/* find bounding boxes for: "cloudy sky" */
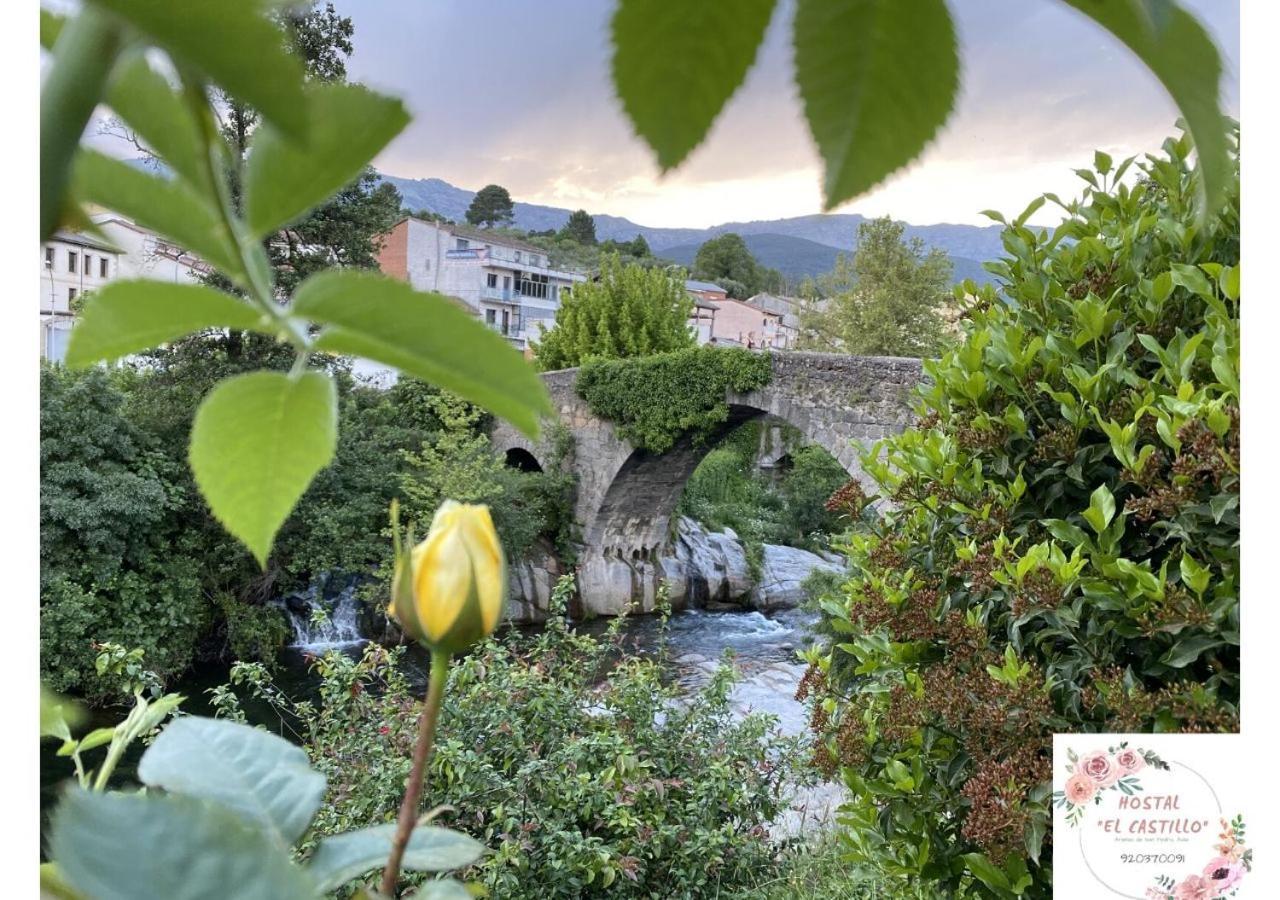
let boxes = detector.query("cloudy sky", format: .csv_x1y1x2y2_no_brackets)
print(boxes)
331,1,1239,228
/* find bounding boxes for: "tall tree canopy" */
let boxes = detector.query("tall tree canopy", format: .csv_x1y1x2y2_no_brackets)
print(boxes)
532,254,695,369
466,184,515,228
559,209,598,245
797,216,952,358
692,233,783,299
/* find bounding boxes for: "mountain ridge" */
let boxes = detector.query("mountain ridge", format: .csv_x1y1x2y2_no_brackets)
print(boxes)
378,173,1008,274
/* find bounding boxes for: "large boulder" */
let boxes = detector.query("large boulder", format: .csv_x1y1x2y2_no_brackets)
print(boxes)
750,544,844,611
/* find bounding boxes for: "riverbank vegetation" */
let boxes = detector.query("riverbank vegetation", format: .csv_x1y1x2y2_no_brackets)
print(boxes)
40,362,572,703
801,130,1240,897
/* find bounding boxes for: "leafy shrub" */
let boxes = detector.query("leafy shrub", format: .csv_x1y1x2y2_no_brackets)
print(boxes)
577,346,772,453
803,130,1239,897
40,366,209,701
214,579,798,898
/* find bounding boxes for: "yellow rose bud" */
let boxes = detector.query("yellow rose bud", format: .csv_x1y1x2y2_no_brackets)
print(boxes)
388,500,506,654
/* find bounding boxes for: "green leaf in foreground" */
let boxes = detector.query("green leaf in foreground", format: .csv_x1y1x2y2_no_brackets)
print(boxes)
90,0,309,141
307,825,484,893
793,0,959,209
50,789,317,900
292,271,552,437
105,53,218,198
138,717,326,847
1060,0,1228,218
73,150,245,284
611,0,777,171
245,83,409,238
189,370,338,566
66,281,268,367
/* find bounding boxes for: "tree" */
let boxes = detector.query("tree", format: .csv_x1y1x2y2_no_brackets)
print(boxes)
628,234,651,257
559,209,597,245
690,233,782,299
797,217,951,358
466,184,515,228
531,253,695,369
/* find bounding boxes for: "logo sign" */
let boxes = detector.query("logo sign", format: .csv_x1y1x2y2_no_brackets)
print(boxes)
1052,734,1251,898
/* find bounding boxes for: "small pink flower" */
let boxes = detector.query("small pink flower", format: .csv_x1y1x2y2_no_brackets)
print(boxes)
1174,874,1214,900
1077,750,1122,787
1202,856,1245,894
1115,747,1146,775
1065,772,1096,805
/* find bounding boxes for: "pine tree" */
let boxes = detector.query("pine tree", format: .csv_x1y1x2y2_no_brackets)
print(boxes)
465,184,515,228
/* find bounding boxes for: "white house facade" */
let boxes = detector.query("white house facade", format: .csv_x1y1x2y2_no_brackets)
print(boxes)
39,214,210,364
377,216,586,351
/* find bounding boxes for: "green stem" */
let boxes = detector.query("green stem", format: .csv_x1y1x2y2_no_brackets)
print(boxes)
41,7,123,241
379,648,451,897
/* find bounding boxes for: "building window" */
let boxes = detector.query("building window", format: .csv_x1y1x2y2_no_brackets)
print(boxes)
44,247,54,267
67,250,78,273
455,238,469,251
485,309,496,325
100,257,109,278
530,254,539,266
486,273,498,288
68,288,78,302
84,254,93,275
514,251,522,262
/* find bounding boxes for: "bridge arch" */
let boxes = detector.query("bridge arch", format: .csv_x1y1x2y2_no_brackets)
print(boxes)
490,351,922,614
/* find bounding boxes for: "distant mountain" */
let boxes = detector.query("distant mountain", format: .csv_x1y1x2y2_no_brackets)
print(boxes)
377,172,1005,283
658,232,993,287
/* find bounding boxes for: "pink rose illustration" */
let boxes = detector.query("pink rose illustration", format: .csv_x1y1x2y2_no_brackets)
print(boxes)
1076,750,1122,787
1114,747,1146,775
1202,857,1245,895
1173,874,1214,900
1065,772,1096,805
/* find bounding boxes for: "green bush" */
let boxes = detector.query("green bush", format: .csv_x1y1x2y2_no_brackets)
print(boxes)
214,579,797,898
577,346,772,453
803,130,1239,897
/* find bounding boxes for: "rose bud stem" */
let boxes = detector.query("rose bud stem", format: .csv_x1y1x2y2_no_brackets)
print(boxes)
379,646,451,896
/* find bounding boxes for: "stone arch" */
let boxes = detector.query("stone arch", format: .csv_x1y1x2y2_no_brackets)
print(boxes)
584,400,862,563
504,446,543,473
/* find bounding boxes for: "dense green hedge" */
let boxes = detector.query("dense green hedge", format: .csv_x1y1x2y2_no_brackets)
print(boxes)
576,346,772,452
40,354,572,702
803,130,1239,897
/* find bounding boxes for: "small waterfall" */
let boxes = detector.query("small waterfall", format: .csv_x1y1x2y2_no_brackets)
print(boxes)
278,580,366,650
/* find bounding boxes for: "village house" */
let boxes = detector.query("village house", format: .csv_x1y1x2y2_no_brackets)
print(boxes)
39,213,211,363
376,216,587,352
683,281,802,350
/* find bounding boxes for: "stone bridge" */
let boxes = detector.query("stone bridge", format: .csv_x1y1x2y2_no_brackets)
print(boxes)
491,351,922,614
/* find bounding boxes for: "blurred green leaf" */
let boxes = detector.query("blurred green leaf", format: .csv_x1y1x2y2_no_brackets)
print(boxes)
72,151,245,284
41,685,85,742
66,281,267,367
51,789,317,900
139,717,327,847
104,53,218,197
40,9,66,48
292,271,552,438
307,825,484,892
1060,0,1228,218
245,83,409,237
611,0,776,171
1082,484,1117,534
91,0,309,141
963,852,1011,892
416,880,475,900
1160,634,1222,668
189,371,338,566
794,0,959,209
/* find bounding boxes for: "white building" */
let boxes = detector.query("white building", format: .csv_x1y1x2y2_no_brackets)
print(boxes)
376,216,586,352
39,213,209,363
39,231,121,363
